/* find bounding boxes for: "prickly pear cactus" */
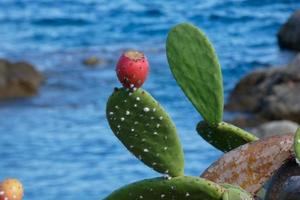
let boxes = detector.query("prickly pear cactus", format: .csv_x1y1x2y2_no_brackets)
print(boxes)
104,176,225,200
166,23,223,125
294,128,300,162
106,87,184,177
221,184,254,200
197,121,258,152
104,22,292,200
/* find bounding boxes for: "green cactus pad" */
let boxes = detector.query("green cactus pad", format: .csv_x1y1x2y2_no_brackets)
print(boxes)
222,184,254,200
166,23,224,125
197,121,258,152
294,128,300,162
105,176,225,200
106,88,184,177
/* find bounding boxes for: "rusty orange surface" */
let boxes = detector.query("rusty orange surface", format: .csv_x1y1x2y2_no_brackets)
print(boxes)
201,134,294,195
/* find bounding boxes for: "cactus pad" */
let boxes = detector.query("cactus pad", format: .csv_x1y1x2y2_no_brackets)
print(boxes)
222,184,254,200
294,128,300,163
197,121,258,152
106,88,184,177
105,176,225,200
166,23,224,125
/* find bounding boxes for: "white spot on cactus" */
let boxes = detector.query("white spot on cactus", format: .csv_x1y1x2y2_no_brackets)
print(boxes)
129,92,132,96
166,175,171,180
161,194,165,198
143,107,150,112
156,124,160,128
123,100,127,103
131,129,135,132
186,192,190,197
134,104,137,107
146,123,149,127
164,147,168,150
136,97,140,101
298,139,300,143
117,125,121,128
109,112,114,115
130,145,134,148
141,138,146,142
150,116,154,120
159,116,163,120
134,121,138,125
152,162,157,166
156,153,160,157
143,149,149,152
153,108,156,112
115,105,119,109
126,110,130,115
121,117,125,121
133,87,137,91
153,132,158,135
139,195,143,199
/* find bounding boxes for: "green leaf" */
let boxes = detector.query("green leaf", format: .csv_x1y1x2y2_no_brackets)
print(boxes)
106,88,184,177
166,23,224,124
294,127,300,162
197,121,258,152
105,176,225,200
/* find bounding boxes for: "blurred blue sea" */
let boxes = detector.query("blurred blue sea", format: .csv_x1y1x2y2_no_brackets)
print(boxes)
0,0,299,199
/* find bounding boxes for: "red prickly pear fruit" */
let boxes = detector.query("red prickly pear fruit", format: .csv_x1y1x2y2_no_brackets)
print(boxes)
116,50,149,89
0,178,24,200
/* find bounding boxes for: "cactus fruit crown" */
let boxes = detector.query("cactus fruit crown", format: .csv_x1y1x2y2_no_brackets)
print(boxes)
124,50,144,61
105,22,299,200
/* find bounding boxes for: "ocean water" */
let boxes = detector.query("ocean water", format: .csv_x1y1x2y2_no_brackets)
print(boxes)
0,0,299,199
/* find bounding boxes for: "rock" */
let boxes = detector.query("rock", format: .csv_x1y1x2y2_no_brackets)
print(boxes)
83,56,102,67
226,54,300,123
278,176,300,200
0,59,44,99
278,10,300,51
265,159,300,200
250,120,299,138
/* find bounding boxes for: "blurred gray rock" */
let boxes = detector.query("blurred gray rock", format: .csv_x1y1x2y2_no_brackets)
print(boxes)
226,54,300,123
265,160,300,200
83,56,103,67
278,176,300,200
0,59,44,99
251,120,298,138
278,10,300,51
